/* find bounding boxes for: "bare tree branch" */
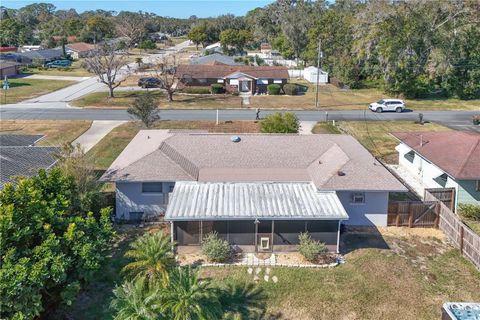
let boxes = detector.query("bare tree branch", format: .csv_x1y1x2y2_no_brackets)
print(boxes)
151,54,180,102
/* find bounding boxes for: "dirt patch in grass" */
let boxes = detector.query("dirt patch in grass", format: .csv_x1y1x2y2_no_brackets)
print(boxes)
313,121,450,163
88,120,261,170
0,78,75,104
0,120,92,145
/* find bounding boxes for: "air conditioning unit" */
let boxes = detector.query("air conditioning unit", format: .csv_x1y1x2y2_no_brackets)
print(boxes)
260,237,270,250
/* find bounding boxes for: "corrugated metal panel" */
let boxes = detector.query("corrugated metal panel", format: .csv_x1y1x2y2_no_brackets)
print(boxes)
165,182,349,221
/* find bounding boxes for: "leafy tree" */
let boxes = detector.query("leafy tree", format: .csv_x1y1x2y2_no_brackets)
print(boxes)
188,23,208,49
0,18,22,46
298,232,327,262
82,15,114,43
161,266,223,320
138,39,157,50
260,112,300,133
127,92,160,128
0,168,114,319
122,232,175,287
272,34,294,60
219,29,252,54
115,11,148,46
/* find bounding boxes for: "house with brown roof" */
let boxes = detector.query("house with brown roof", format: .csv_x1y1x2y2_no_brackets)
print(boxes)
392,131,480,209
176,64,289,94
102,131,405,253
0,60,20,78
65,42,96,59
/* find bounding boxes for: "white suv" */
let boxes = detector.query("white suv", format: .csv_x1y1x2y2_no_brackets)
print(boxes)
369,99,406,113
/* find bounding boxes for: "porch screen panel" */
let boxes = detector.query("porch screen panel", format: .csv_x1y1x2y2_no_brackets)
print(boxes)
175,221,200,245
201,221,228,241
307,220,338,246
228,220,255,245
273,220,306,245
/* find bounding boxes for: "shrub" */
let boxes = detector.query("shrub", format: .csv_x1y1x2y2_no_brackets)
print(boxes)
283,83,298,95
260,112,299,133
267,84,281,95
459,204,480,221
138,40,157,50
298,232,328,262
182,87,211,94
202,232,230,263
210,83,225,94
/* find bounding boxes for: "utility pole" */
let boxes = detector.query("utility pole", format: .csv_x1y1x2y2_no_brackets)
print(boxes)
314,38,322,109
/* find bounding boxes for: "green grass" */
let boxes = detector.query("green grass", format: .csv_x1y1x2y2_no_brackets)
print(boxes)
71,83,480,110
21,60,92,77
63,227,480,320
0,78,75,104
313,121,450,163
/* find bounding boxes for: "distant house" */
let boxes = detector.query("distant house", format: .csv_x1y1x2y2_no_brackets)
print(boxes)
0,60,20,78
15,48,64,65
101,131,405,253
0,134,60,188
66,42,96,59
260,43,272,54
303,66,329,84
204,42,222,54
190,53,242,66
176,64,289,94
19,45,43,52
392,131,480,209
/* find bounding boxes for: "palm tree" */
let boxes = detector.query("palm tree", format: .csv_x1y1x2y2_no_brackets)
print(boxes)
160,266,222,320
122,231,175,286
111,276,163,320
219,282,266,320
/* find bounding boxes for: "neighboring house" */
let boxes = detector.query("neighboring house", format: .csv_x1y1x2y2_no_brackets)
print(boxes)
0,60,20,78
66,42,96,59
303,66,329,84
203,42,222,54
190,53,242,66
392,131,480,208
19,45,43,52
176,64,289,94
15,48,64,65
260,43,272,55
0,134,60,188
102,131,406,253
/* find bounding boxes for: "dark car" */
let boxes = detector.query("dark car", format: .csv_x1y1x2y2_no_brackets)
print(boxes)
138,77,162,88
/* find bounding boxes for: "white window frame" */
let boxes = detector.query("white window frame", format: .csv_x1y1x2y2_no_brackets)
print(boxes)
351,192,365,205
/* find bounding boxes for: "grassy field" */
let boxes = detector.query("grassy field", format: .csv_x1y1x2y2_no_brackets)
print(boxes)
88,120,261,170
63,226,480,320
0,78,75,104
0,120,92,145
21,60,93,77
312,121,450,163
71,82,480,110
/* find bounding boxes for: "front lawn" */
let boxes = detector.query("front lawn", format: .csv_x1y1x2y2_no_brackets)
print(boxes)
71,83,480,110
21,60,93,77
88,120,261,170
0,120,92,145
312,121,450,163
0,78,75,104
63,227,480,320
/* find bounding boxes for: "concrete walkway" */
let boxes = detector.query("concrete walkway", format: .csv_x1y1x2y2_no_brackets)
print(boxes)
299,121,317,134
73,120,126,152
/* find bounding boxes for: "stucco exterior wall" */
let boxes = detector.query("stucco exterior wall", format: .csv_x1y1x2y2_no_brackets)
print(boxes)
115,181,175,220
457,180,480,205
336,191,389,226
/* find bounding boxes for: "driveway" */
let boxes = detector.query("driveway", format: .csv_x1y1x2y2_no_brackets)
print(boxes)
73,120,126,152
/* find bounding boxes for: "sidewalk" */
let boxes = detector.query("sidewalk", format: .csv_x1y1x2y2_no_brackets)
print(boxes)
73,120,126,152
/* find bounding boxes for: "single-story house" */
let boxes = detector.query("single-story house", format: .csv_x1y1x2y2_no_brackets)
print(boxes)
102,131,406,253
190,53,242,66
176,64,289,94
0,134,60,188
303,66,329,84
0,60,20,78
392,131,480,209
15,48,64,65
65,42,96,59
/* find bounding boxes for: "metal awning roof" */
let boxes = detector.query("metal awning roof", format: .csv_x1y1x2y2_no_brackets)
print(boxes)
165,182,349,221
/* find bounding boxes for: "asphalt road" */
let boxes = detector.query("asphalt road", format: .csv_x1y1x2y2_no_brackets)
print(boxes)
1,108,478,132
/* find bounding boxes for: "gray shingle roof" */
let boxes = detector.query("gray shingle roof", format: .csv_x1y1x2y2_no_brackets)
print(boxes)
190,53,242,66
102,130,406,192
0,146,60,188
0,134,44,147
18,48,63,60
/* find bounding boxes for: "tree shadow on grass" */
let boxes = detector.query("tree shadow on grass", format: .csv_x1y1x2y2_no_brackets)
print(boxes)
9,82,32,88
340,226,390,255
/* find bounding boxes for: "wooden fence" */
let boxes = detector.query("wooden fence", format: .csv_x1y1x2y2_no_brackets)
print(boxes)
425,187,455,211
387,201,440,228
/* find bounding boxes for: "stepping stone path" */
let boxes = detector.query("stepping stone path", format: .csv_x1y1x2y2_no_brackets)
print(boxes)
247,268,253,274
256,267,262,274
272,276,278,283
264,275,269,282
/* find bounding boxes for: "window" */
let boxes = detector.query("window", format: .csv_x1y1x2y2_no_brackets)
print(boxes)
197,78,207,84
351,192,365,204
142,182,162,193
404,150,415,163
476,180,480,192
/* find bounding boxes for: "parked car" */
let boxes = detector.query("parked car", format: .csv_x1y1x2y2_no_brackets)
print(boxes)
45,60,72,68
369,99,406,113
138,77,162,88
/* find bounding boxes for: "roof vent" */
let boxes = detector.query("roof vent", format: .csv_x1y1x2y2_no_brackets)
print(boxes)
337,170,346,176
230,136,241,143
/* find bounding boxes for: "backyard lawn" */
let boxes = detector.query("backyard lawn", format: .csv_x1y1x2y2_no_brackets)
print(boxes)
0,120,92,145
312,121,450,163
0,78,75,104
71,81,480,111
88,120,261,170
63,226,480,320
